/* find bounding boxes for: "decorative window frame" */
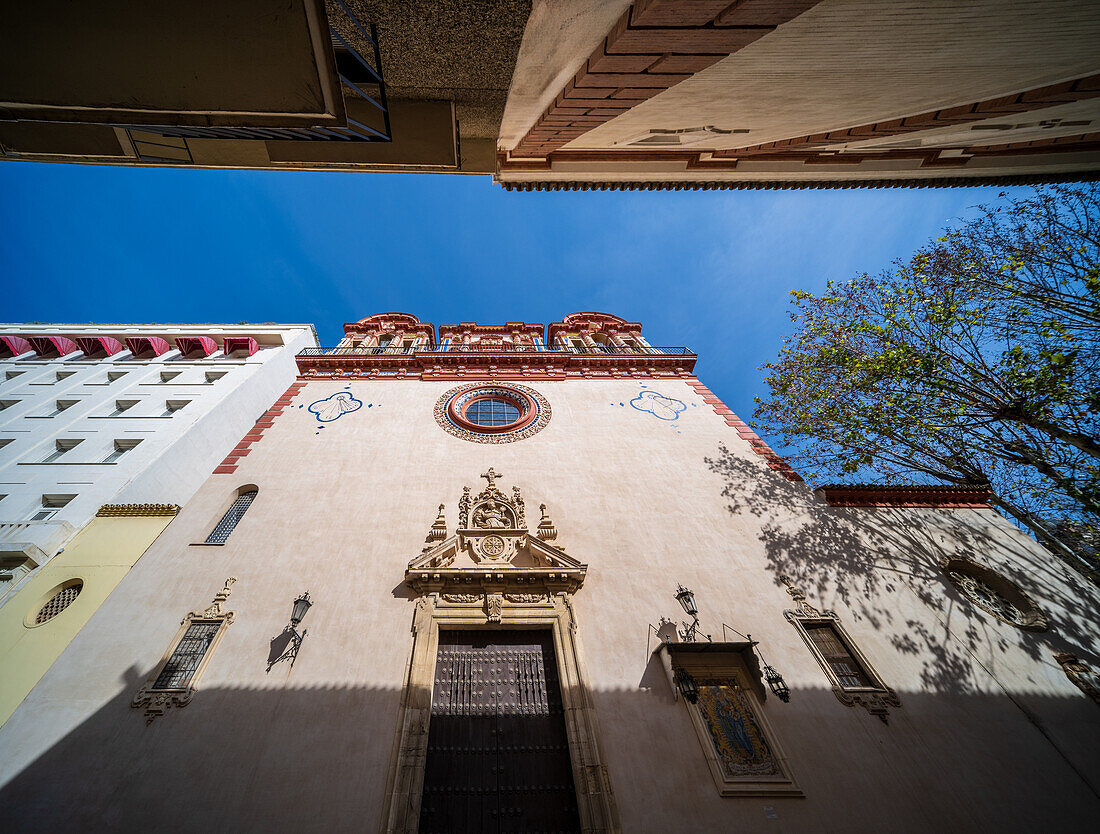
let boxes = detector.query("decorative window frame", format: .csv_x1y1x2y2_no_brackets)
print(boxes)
782,580,901,722
23,577,85,628
940,556,1048,631
131,577,236,724
434,382,551,444
1054,652,1100,705
656,642,801,796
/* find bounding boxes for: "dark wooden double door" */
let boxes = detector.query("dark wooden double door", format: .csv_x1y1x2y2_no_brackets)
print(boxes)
419,630,581,834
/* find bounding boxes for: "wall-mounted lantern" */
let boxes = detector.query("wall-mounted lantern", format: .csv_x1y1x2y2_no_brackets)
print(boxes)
674,668,699,703
762,661,791,703
290,590,313,627
675,585,711,643
267,591,313,672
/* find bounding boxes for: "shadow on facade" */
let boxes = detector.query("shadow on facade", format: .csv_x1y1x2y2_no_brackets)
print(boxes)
703,444,1100,693
1,669,1098,832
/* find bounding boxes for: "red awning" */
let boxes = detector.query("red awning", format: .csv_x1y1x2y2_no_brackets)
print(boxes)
223,336,259,356
0,335,33,358
176,335,218,358
125,336,171,358
76,336,125,358
28,336,79,358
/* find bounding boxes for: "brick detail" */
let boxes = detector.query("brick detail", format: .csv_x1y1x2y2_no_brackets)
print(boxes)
685,379,803,482
713,73,1100,159
498,132,1100,177
510,2,823,159
816,484,992,508
212,381,307,474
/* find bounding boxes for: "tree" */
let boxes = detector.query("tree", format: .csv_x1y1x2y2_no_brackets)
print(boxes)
754,184,1100,565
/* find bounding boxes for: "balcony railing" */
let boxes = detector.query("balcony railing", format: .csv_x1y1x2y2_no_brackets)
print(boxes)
298,345,695,357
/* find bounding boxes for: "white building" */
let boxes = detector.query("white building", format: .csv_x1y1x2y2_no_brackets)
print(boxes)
0,323,317,602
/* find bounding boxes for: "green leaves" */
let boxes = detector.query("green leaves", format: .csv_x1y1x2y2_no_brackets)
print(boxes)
755,184,1100,562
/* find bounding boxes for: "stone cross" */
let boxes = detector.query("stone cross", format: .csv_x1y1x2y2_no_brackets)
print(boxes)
481,467,502,489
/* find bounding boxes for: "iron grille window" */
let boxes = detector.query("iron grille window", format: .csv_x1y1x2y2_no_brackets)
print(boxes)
204,490,257,544
152,621,221,689
805,623,872,688
35,582,82,624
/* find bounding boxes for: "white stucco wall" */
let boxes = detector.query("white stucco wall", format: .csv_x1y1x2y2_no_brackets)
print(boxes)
0,324,316,603
0,375,1096,832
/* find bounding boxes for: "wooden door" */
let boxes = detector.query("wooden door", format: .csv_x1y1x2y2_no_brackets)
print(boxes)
419,630,581,834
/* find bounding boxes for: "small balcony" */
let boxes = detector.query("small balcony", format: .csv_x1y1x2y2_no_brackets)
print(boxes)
0,519,76,565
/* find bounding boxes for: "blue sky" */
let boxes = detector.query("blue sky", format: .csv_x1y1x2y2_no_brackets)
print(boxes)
0,161,1028,439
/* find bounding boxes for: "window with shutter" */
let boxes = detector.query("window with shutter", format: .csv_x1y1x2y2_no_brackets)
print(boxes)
804,623,872,688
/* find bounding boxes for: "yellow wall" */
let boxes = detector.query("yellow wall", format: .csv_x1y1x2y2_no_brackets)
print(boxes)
0,512,175,726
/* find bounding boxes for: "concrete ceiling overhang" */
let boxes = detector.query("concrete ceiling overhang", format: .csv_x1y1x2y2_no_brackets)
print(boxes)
0,0,344,128
335,0,532,144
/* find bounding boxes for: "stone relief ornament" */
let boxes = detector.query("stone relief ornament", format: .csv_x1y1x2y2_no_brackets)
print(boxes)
486,593,504,623
1055,652,1100,704
202,577,236,618
407,469,587,598
830,686,902,721
479,535,507,560
458,486,471,529
307,391,363,422
512,486,526,527
780,578,835,619
423,505,448,551
504,593,547,604
474,500,513,529
536,504,558,541
441,593,480,604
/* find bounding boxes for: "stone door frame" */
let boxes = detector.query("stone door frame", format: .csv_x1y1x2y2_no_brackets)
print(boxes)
380,591,620,834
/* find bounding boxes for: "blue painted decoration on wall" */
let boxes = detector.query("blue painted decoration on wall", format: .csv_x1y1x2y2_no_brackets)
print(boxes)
308,391,363,423
630,390,687,421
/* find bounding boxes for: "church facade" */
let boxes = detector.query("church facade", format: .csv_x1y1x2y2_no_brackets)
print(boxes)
0,312,1097,832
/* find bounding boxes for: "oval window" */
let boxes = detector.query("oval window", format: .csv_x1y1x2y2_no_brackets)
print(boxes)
435,384,551,443
34,580,83,624
942,558,1047,631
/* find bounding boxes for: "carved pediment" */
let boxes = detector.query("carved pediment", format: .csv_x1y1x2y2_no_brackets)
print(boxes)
407,468,585,594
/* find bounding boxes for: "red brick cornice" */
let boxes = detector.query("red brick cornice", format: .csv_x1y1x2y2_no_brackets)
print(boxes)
816,484,993,508
686,378,803,483
510,1,823,159
212,381,307,475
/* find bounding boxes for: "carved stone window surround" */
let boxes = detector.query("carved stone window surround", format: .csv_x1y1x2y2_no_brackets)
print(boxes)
940,556,1048,631
1054,652,1100,704
782,580,901,723
131,577,236,724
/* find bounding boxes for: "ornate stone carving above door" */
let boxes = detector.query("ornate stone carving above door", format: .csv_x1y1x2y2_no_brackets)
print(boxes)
407,467,583,592
384,470,619,834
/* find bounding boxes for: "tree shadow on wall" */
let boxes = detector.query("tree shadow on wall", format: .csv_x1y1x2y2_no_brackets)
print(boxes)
703,443,1100,695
